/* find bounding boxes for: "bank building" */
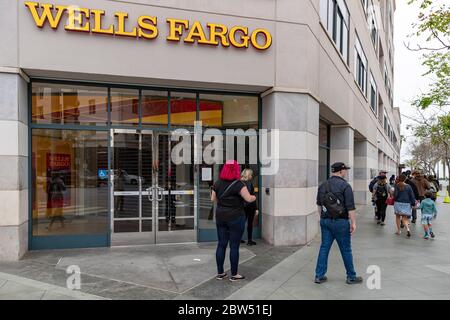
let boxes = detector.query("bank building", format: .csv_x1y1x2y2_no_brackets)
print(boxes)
0,0,401,260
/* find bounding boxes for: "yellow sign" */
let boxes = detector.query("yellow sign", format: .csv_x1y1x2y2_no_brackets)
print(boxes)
24,2,273,50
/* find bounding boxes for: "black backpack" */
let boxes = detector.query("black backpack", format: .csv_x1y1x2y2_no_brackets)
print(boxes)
322,181,346,219
376,184,388,199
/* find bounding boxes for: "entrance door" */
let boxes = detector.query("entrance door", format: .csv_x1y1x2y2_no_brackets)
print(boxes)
110,129,196,246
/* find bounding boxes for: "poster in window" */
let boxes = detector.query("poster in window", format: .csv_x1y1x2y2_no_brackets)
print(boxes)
46,153,71,209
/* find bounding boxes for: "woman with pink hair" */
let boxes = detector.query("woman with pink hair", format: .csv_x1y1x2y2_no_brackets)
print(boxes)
211,160,256,282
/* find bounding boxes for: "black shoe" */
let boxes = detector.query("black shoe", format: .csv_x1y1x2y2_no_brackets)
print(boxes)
216,273,228,280
230,275,245,282
400,222,404,229
165,216,170,223
430,232,435,238
346,276,363,284
240,240,246,244
171,217,176,224
247,240,257,246
407,230,411,238
377,220,381,225
412,219,416,224
314,276,328,284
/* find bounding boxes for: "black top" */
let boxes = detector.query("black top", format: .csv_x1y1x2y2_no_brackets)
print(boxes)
243,181,258,211
316,176,355,219
213,179,246,222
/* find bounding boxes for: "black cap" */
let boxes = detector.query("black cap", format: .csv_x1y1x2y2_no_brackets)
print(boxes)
331,162,351,173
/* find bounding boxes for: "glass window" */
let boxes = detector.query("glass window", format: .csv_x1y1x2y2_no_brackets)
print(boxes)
31,129,109,236
110,88,139,126
170,92,197,127
320,0,349,64
318,121,330,185
319,121,329,147
141,90,169,127
355,35,367,96
370,72,377,113
361,0,368,13
319,148,329,184
198,132,259,242
32,83,108,125
199,94,258,129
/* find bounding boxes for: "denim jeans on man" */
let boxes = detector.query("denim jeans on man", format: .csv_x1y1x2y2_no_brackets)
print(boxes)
315,218,357,280
216,215,246,276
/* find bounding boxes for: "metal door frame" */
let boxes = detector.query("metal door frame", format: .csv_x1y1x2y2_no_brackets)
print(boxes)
110,129,197,245
153,130,197,244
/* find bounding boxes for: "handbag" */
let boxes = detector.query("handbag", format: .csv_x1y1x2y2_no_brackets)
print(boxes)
385,197,394,206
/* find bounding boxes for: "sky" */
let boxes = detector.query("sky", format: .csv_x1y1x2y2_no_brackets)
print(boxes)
394,0,448,164
394,0,430,161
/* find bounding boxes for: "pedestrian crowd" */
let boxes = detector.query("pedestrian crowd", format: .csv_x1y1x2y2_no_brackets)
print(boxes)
369,169,439,239
313,164,440,286
210,159,440,285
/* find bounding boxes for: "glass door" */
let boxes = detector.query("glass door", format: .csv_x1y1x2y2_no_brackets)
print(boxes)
111,129,154,246
110,129,196,245
153,132,196,244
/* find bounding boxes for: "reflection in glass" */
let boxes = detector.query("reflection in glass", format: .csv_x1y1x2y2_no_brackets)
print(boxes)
200,94,258,129
319,121,329,147
197,134,259,242
170,92,197,127
32,83,108,125
32,129,109,236
319,147,329,184
112,133,139,219
110,88,139,125
141,90,169,126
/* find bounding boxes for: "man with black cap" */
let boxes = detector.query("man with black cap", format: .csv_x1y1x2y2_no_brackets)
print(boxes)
314,162,363,285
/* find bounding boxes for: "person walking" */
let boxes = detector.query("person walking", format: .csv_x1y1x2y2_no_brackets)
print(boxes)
393,174,416,238
404,171,420,224
409,171,430,223
427,175,438,202
315,162,363,285
389,174,396,187
418,192,438,239
372,176,390,225
412,171,431,203
211,160,256,282
241,168,258,246
369,170,388,219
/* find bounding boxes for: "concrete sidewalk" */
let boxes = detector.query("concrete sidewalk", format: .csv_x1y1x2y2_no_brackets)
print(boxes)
1,199,449,300
0,242,299,300
0,272,107,300
228,199,450,300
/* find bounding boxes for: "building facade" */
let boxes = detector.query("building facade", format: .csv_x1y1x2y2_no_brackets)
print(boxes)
0,0,401,260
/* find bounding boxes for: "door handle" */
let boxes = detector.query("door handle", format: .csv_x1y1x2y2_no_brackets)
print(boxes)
157,187,164,201
146,186,154,202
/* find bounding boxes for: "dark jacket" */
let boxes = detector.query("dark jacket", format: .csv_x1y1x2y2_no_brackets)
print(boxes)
412,176,431,198
317,176,355,219
369,176,385,193
405,178,419,200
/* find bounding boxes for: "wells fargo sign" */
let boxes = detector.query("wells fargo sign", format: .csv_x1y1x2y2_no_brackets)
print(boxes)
24,2,273,50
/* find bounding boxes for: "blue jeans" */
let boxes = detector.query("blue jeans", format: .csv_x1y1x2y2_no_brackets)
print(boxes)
216,215,246,276
315,218,357,280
